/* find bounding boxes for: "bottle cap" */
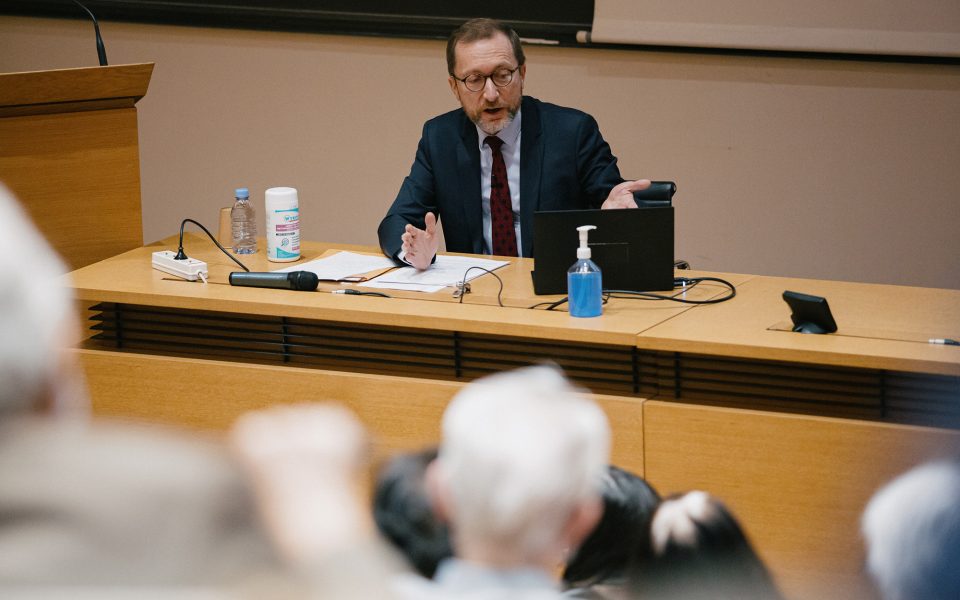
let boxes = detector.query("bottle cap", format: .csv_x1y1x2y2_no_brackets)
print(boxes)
576,225,596,259
235,187,249,199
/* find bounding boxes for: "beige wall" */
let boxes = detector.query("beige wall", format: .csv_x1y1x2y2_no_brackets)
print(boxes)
2,16,958,288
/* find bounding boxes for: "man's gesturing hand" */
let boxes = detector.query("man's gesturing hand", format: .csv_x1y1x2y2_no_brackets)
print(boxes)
601,179,651,209
401,211,439,270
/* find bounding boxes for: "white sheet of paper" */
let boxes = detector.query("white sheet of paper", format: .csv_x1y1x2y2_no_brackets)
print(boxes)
273,251,396,281
358,280,447,293
358,255,508,292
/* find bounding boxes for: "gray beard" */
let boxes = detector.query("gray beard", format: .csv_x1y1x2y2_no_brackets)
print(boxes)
474,106,517,136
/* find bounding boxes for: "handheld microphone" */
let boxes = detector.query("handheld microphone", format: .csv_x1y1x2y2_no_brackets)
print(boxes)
229,271,320,292
71,0,108,66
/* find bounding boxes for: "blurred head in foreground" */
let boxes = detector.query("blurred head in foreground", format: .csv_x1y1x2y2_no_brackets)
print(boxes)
374,446,453,578
631,490,782,600
862,460,960,600
0,184,276,588
0,183,86,418
429,364,611,570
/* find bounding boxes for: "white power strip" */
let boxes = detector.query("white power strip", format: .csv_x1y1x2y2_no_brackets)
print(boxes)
152,251,208,282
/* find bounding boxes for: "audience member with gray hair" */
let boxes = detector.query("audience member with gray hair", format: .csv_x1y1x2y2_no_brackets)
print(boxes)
395,364,611,599
0,184,84,418
0,184,278,590
862,460,960,600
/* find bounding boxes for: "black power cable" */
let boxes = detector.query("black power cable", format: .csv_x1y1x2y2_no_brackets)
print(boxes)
174,218,250,272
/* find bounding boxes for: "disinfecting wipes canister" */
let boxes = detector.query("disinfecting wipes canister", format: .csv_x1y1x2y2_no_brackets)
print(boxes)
265,187,301,262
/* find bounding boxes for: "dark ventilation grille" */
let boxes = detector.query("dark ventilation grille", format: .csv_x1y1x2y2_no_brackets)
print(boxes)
85,303,641,394
84,303,960,428
885,371,960,427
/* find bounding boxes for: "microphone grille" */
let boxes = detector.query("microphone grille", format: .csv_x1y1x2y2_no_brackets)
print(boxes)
291,271,319,291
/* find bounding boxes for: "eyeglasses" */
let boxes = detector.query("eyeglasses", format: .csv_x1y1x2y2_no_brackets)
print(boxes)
451,66,521,93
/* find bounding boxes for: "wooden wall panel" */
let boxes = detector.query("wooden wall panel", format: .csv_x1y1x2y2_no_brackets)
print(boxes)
0,108,143,269
644,400,960,600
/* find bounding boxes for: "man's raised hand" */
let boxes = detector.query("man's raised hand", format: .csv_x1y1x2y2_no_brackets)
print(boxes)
601,179,651,210
401,211,439,270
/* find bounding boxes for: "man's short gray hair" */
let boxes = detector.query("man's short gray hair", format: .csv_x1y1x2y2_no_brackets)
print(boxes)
437,365,610,561
0,184,74,416
862,460,960,600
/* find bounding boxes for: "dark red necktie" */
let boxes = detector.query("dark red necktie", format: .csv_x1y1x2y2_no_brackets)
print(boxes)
484,136,518,257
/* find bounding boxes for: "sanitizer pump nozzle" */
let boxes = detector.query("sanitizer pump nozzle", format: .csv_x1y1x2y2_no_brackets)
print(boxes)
577,225,596,259
568,225,603,318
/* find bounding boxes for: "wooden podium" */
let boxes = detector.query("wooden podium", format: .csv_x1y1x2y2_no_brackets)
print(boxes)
0,63,153,269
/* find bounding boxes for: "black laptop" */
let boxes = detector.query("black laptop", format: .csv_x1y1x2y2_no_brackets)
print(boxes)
531,206,675,295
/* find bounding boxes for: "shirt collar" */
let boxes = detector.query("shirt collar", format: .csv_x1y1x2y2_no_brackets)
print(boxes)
433,558,557,592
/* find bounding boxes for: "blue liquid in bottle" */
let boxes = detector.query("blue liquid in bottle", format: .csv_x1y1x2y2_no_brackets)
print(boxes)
568,259,603,317
568,224,602,318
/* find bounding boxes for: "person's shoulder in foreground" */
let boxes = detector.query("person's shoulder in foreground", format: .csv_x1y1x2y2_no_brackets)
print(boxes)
862,460,960,600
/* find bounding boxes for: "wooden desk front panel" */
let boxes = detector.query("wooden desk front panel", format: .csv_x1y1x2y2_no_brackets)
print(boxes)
78,349,647,476
644,400,960,600
0,108,143,269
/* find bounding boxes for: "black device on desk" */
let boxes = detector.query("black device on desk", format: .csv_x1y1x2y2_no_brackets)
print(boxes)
531,182,676,295
782,290,838,334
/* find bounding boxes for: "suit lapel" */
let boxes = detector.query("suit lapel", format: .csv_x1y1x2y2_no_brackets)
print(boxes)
519,96,542,258
456,113,484,254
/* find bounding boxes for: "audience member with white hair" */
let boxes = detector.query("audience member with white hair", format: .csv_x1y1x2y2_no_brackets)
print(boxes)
396,364,611,599
0,184,405,596
0,186,85,418
629,490,783,600
862,460,960,600
0,184,280,589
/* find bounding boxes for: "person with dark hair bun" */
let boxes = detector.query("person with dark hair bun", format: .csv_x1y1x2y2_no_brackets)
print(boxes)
630,491,783,600
563,465,660,599
373,447,453,579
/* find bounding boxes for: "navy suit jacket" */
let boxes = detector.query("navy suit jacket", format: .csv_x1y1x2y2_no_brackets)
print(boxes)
378,96,624,261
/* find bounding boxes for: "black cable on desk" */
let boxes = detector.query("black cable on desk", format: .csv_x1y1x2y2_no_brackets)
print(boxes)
331,289,392,298
604,277,736,304
457,267,504,307
175,218,250,272
527,276,736,311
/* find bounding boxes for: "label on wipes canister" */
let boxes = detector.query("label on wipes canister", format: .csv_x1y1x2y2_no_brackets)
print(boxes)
267,206,300,262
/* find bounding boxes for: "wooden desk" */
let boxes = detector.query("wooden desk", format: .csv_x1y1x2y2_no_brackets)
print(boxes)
67,234,960,600
67,232,959,432
638,275,960,424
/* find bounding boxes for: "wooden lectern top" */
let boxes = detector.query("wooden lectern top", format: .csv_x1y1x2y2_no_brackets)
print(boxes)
0,62,153,117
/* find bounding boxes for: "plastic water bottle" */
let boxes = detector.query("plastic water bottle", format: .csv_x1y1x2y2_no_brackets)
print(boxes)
568,225,603,318
231,187,256,254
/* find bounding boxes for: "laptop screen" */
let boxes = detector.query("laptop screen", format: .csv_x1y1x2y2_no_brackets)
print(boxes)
531,206,674,295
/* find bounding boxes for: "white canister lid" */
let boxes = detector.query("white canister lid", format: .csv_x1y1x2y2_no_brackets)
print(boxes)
265,186,298,203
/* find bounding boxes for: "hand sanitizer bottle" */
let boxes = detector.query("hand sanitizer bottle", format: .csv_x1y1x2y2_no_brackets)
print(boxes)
568,225,602,318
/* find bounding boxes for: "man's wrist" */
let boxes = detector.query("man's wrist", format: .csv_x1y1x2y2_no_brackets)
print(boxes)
397,248,414,266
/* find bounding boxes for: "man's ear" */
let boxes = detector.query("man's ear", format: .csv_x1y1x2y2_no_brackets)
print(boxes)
448,77,461,102
565,495,603,550
425,458,452,524
518,64,526,90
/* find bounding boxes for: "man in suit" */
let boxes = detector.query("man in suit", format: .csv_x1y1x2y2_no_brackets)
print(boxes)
378,18,650,269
